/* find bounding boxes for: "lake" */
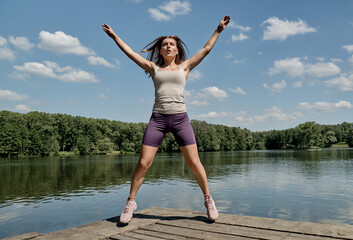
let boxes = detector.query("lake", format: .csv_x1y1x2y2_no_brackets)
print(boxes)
1,148,353,238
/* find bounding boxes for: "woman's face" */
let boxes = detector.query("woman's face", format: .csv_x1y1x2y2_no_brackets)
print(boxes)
160,38,179,60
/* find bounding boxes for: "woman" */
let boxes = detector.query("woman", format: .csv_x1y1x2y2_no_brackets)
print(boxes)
102,15,230,223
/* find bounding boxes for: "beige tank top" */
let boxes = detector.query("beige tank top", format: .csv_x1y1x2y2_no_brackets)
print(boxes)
152,65,186,114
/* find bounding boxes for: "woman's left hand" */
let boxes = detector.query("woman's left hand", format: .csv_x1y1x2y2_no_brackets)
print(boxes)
217,15,231,33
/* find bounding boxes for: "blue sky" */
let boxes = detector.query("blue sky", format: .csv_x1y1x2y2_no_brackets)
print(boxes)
1,0,353,131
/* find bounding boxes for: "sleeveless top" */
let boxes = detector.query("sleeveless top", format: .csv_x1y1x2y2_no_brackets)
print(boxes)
152,65,186,114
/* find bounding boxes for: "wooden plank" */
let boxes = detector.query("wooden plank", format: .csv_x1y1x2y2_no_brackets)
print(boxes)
132,229,191,240
294,221,353,239
157,220,292,240
120,231,164,240
139,223,252,240
170,217,338,240
33,214,159,240
109,235,139,240
139,208,353,239
1,232,44,240
158,217,340,240
5,207,353,240
33,228,104,240
217,214,353,239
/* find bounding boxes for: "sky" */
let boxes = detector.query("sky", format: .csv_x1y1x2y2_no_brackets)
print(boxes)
1,0,353,131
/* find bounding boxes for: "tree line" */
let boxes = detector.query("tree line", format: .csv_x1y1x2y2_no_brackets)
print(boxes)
0,110,352,157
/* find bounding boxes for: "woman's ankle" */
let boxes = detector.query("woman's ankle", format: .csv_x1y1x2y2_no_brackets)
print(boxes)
204,193,211,199
127,194,135,202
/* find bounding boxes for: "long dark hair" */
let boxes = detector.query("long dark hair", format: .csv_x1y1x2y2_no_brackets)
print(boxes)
141,35,189,71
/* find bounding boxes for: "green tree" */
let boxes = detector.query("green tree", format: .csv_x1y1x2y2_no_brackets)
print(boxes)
294,122,323,149
96,137,114,153
76,135,91,155
323,130,337,147
191,120,220,151
347,129,353,147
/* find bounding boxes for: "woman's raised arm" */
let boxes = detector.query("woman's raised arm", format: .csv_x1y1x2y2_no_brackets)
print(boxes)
102,24,156,75
181,16,230,77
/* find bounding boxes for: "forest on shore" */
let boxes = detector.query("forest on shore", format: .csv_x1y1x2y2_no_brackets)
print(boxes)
0,110,352,157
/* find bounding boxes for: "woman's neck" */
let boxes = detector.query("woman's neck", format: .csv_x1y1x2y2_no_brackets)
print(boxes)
162,58,177,68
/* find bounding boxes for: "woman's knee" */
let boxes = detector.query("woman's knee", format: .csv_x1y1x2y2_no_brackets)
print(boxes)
186,157,202,171
137,158,153,170
136,145,158,170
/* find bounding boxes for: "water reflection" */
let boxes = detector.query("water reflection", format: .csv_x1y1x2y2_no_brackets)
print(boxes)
0,148,353,238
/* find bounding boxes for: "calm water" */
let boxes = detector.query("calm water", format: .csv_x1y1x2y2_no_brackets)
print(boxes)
1,149,353,238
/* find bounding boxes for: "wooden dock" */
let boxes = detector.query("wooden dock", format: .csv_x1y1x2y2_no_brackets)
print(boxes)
4,207,353,240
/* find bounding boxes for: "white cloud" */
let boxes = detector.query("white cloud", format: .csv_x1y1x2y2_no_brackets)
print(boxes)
42,60,73,72
14,62,57,78
114,59,121,68
257,52,263,55
9,36,34,51
233,59,244,64
0,89,28,101
261,17,317,41
0,36,7,46
293,81,303,88
231,33,248,42
159,0,191,16
263,80,286,94
188,100,208,106
305,62,340,78
188,69,202,81
97,94,106,100
269,57,340,78
13,61,99,83
199,86,228,100
228,21,251,32
349,55,353,64
225,52,233,59
185,87,227,105
298,100,353,112
233,107,302,125
196,111,229,119
60,70,98,83
0,47,15,61
15,105,31,112
38,31,95,55
325,72,353,91
229,86,246,95
138,98,153,104
0,36,15,61
343,45,353,53
331,58,343,63
269,57,304,77
315,57,325,62
88,56,117,68
148,8,171,21
148,0,191,21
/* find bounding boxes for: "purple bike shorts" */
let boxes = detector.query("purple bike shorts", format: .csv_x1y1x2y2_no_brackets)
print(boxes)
142,112,196,148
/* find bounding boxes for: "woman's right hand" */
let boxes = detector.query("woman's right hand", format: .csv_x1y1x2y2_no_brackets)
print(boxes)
102,24,116,38
216,15,231,33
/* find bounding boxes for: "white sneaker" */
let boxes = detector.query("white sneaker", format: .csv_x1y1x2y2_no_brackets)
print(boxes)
120,200,137,223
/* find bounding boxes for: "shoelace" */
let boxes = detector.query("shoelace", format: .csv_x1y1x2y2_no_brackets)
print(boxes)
205,198,214,210
123,201,134,213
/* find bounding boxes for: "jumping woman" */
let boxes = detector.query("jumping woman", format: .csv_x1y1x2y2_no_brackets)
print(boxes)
102,15,230,223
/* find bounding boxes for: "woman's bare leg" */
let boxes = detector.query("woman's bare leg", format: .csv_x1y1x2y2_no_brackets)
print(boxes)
180,144,210,196
180,144,218,220
128,145,159,201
